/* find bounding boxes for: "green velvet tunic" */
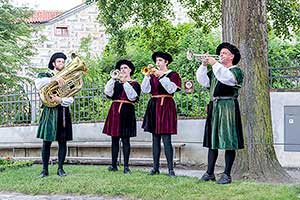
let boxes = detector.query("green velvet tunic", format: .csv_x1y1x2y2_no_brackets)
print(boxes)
36,71,74,142
36,72,59,141
205,67,244,150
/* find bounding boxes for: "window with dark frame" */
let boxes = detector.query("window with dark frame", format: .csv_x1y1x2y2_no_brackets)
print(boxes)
55,26,68,36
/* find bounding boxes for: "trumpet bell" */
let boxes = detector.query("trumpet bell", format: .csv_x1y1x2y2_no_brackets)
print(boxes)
186,50,194,61
110,69,121,79
141,66,155,76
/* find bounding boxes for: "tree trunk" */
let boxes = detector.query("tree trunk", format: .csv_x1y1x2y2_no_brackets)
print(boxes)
222,0,290,182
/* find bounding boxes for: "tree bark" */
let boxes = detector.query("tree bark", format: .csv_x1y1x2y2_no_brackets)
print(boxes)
222,0,291,182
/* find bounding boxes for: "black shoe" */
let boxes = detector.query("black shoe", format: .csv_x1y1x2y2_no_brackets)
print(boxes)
57,169,67,177
168,170,176,177
200,172,216,181
148,169,160,175
123,167,131,174
217,174,232,184
39,170,49,178
107,166,118,172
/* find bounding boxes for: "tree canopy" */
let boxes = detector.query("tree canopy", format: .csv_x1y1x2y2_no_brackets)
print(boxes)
89,0,300,56
0,0,38,88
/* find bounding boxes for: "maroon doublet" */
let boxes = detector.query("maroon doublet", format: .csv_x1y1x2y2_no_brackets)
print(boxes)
103,81,141,137
142,71,181,135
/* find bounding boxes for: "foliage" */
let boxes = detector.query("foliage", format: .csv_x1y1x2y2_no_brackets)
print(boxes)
92,0,173,56
0,0,39,88
0,165,299,199
0,158,33,172
0,83,32,126
178,0,221,33
268,32,300,88
266,0,300,39
92,0,300,48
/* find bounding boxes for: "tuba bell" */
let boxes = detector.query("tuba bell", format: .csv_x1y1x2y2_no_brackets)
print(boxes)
39,55,88,107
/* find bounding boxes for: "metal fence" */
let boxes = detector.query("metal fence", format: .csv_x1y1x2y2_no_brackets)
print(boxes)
0,79,209,126
269,67,300,89
0,66,299,126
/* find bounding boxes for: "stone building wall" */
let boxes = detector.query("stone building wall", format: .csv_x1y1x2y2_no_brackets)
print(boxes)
30,3,108,69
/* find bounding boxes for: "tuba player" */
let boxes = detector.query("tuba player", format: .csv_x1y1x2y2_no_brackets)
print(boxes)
34,52,74,177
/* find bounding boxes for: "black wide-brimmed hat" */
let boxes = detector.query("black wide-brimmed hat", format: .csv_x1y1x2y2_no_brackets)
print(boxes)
216,42,241,65
115,59,135,75
48,52,67,70
152,51,173,65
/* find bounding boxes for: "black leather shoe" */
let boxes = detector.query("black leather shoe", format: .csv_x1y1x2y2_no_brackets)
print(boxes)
200,172,216,181
107,166,118,172
148,169,160,175
123,167,131,174
39,170,49,178
217,174,232,184
168,170,176,177
57,169,67,177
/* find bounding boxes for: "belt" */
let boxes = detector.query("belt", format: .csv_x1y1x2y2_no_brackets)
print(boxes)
151,94,173,106
212,96,237,101
112,100,134,113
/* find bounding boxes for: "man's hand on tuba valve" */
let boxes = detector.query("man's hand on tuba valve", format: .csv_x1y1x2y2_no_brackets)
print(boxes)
50,94,62,104
54,77,65,87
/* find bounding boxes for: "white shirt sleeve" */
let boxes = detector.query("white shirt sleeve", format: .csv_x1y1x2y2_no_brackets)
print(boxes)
196,65,210,88
104,78,116,97
123,82,138,101
141,76,151,93
61,97,74,107
212,62,237,86
34,77,51,90
159,76,178,94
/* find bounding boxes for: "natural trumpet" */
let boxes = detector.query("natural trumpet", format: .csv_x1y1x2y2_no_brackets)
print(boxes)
110,69,122,80
186,50,220,62
141,65,156,76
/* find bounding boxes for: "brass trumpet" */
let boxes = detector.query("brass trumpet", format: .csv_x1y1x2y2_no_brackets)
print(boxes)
110,69,123,80
186,50,220,62
141,65,157,76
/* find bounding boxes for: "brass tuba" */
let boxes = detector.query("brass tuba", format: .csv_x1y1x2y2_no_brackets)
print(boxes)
39,55,88,107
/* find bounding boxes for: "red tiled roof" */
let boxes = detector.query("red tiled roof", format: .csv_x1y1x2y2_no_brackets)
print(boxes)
26,10,63,23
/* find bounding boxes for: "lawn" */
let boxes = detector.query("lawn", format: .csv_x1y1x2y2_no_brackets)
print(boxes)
0,165,299,200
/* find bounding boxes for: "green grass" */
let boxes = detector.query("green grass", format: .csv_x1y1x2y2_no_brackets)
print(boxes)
0,165,300,200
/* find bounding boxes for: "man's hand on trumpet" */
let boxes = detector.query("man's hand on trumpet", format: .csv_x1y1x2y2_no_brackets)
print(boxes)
201,54,217,66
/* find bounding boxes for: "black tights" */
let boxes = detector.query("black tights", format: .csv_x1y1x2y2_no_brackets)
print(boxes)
152,134,174,171
207,149,236,176
111,137,130,168
42,140,67,171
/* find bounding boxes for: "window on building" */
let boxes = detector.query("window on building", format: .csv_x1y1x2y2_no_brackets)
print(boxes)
55,26,68,36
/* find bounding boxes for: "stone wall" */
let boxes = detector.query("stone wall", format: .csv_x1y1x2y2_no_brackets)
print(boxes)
30,3,108,69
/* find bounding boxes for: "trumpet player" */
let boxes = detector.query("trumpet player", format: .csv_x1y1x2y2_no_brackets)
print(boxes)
102,59,141,174
141,52,181,177
34,52,74,178
196,42,244,184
